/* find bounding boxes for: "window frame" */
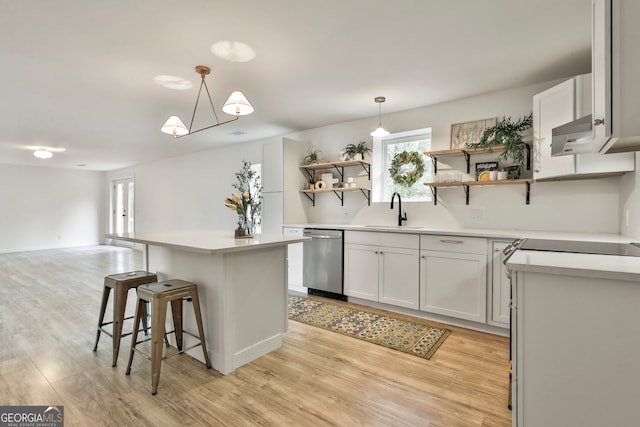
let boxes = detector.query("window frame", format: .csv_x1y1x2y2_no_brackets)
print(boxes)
372,128,433,203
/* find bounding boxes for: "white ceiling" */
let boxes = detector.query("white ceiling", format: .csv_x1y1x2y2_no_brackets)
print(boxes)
1,0,591,171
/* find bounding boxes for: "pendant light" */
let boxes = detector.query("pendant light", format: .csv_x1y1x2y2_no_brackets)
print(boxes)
370,96,390,137
161,65,254,138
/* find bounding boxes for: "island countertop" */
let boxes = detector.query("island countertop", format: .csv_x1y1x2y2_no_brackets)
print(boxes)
107,231,308,255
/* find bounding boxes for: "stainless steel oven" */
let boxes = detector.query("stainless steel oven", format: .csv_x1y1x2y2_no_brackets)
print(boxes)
302,228,346,300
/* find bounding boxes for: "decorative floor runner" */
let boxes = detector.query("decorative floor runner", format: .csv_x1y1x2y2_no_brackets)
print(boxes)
288,295,451,360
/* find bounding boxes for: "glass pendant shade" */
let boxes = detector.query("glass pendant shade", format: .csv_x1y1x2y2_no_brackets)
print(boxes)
161,115,189,136
370,125,390,137
222,91,254,116
370,96,390,137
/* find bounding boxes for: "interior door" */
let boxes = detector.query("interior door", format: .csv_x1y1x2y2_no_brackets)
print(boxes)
111,177,134,246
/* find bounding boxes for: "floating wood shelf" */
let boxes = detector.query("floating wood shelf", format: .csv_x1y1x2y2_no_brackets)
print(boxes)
299,187,371,207
300,160,372,206
423,143,531,174
425,179,533,205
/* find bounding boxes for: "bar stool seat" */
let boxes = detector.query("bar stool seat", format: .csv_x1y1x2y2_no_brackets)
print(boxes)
93,270,158,366
126,279,211,395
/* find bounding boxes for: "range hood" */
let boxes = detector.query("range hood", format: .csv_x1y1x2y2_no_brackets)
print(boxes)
551,115,594,156
552,114,640,156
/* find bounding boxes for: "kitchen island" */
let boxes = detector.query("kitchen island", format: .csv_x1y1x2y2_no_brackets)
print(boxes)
107,231,308,375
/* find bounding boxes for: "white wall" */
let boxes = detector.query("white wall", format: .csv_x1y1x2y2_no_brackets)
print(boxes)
0,163,105,253
106,141,264,233
285,81,624,234
101,79,630,237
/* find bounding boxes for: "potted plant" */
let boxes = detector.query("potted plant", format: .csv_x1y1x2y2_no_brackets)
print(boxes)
303,147,322,165
341,141,372,161
465,113,532,179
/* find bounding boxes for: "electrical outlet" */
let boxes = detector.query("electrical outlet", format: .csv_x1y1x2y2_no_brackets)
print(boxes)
471,209,483,221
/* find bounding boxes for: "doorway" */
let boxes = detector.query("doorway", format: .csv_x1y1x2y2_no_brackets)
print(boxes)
110,177,134,247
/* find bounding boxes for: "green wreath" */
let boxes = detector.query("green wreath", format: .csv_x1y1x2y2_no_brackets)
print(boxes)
389,151,425,187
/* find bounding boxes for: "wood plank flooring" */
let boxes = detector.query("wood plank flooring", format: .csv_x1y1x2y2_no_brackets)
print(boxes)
0,245,511,426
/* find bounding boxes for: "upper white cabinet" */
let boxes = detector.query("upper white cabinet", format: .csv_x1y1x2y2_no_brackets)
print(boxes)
261,138,309,228
593,0,640,153
533,73,634,180
262,140,285,192
533,77,581,180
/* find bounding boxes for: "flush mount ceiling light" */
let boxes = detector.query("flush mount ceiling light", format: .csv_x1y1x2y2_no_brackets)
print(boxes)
33,149,53,159
370,96,390,137
160,65,254,138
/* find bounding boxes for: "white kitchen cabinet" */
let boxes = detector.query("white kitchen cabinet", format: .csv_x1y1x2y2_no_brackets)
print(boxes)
532,77,578,180
533,73,634,180
283,227,304,293
261,137,309,231
344,244,379,301
262,140,284,192
344,231,419,309
489,240,510,327
419,235,487,323
594,0,640,153
510,268,640,426
261,191,283,235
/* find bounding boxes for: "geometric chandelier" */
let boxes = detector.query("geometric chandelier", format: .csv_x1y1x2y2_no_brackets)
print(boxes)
161,65,254,138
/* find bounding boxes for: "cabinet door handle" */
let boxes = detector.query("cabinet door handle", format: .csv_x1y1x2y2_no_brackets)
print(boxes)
439,239,464,244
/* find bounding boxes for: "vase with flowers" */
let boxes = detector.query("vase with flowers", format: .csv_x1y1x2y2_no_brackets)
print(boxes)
224,160,262,238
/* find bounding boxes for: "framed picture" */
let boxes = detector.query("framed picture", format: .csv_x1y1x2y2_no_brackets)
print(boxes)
475,161,498,180
450,117,497,149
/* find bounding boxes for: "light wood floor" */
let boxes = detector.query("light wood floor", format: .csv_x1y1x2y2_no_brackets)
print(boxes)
0,245,511,426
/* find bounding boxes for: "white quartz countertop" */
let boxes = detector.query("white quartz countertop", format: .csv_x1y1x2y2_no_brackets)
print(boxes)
107,231,308,254
284,223,634,243
506,249,640,281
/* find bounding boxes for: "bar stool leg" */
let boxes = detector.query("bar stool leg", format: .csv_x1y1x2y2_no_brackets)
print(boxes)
93,285,111,352
190,291,212,369
111,285,129,367
150,300,168,395
125,298,146,375
170,299,183,351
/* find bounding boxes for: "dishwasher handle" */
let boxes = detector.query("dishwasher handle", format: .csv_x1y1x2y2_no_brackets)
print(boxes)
307,234,342,239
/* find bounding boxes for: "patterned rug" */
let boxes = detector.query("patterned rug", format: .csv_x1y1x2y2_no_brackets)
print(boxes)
288,295,451,360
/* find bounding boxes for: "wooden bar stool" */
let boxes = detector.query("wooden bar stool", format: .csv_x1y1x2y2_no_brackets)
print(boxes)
126,279,211,395
93,270,158,366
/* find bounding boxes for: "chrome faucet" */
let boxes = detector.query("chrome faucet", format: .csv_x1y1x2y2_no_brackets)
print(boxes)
390,192,407,226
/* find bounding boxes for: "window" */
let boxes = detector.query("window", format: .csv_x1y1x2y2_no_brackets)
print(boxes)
373,128,432,202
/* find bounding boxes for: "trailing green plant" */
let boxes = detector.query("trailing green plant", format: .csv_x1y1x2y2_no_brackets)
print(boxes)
303,147,322,165
465,113,533,179
388,151,425,187
341,141,372,160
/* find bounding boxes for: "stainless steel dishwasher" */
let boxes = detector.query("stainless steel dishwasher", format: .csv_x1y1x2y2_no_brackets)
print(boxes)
302,228,346,300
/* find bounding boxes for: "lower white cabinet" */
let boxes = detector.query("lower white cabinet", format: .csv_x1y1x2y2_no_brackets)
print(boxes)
344,232,419,310
283,227,304,293
489,240,511,327
419,235,487,323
